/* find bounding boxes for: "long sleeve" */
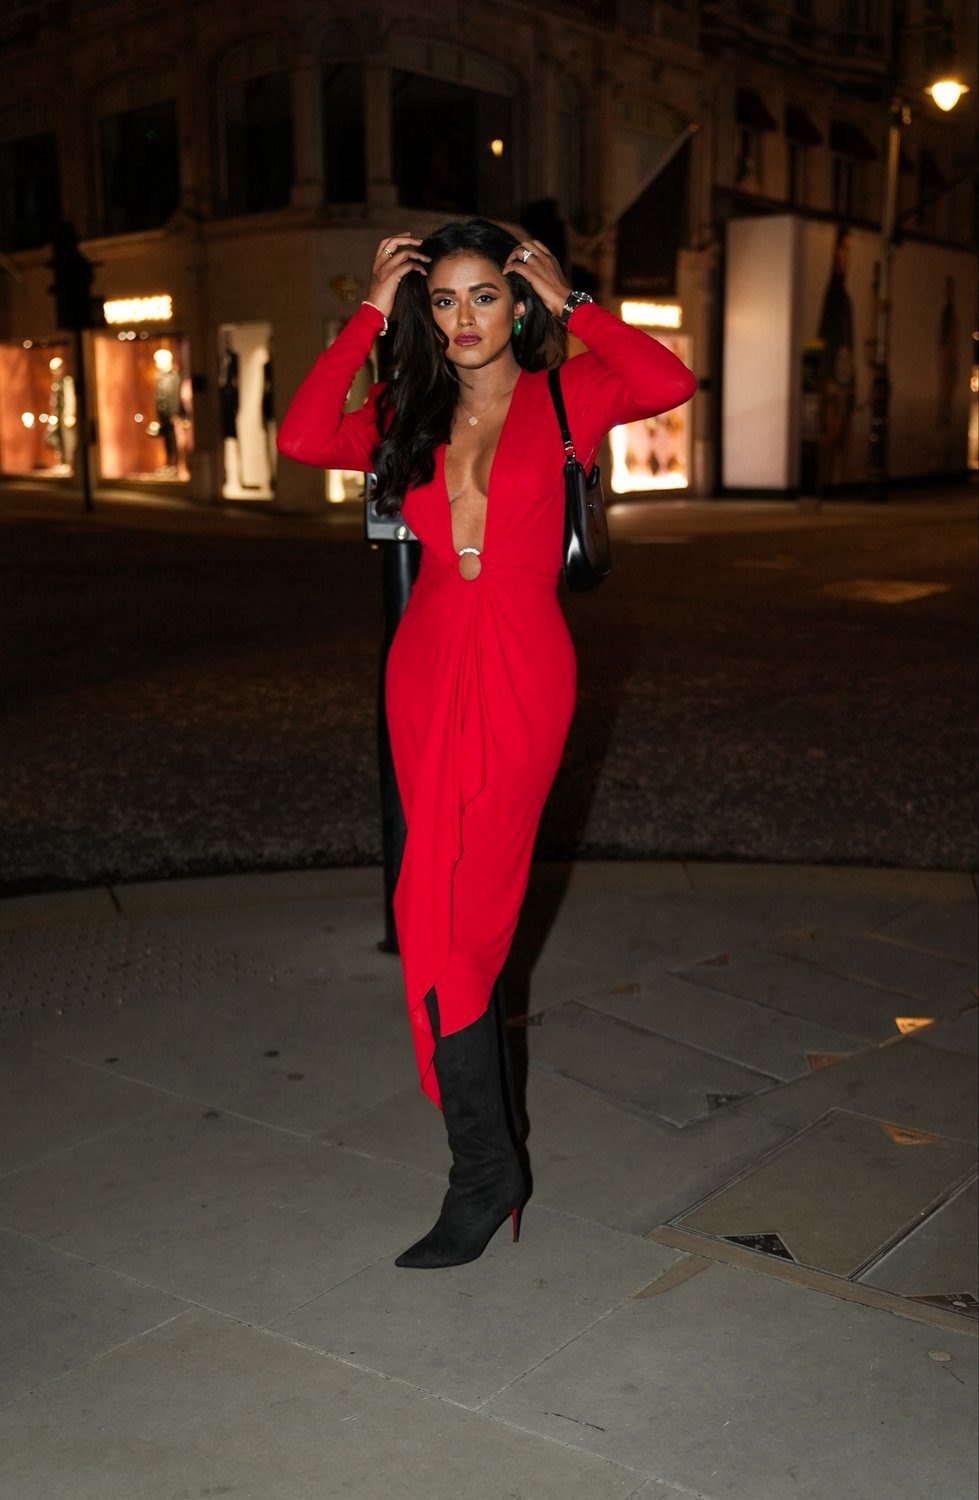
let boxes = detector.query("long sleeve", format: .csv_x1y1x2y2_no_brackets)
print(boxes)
276,302,387,472
559,302,696,463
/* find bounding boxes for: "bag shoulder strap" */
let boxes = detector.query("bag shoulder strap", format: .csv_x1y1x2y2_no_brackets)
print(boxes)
547,366,576,461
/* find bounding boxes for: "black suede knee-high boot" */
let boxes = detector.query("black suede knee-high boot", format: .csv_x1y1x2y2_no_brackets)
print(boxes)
395,983,527,1270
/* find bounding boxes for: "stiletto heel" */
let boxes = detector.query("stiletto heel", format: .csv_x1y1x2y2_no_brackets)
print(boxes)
511,1206,521,1243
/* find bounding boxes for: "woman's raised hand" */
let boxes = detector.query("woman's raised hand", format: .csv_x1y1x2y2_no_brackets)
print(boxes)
366,231,430,318
503,240,572,318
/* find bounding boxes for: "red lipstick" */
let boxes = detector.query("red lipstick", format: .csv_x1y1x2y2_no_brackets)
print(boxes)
454,334,481,346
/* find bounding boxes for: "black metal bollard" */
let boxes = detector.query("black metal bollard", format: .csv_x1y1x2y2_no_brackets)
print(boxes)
367,487,420,952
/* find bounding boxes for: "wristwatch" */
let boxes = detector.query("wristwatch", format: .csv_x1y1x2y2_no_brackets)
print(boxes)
559,290,595,324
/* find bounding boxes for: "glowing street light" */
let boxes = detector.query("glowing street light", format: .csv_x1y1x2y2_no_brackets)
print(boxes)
927,78,970,112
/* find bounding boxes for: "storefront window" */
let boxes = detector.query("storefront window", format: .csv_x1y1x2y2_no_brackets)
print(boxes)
224,72,293,213
323,61,365,203
0,130,60,250
93,331,193,481
99,99,179,234
218,322,276,500
391,72,513,218
609,323,692,493
0,340,74,475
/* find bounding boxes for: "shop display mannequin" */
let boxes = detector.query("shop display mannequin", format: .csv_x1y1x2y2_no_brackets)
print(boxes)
262,341,276,486
218,332,240,444
153,347,184,472
48,355,76,469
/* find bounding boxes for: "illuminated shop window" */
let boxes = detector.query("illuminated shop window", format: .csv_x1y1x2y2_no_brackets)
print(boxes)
610,315,691,494
218,322,276,500
0,341,74,476
93,332,194,482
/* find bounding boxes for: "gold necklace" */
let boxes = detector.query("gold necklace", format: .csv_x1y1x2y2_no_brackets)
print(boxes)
457,383,516,427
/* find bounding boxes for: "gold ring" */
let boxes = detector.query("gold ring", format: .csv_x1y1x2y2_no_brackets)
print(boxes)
385,244,397,258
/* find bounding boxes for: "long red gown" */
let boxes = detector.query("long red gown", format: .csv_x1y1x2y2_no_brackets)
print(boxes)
277,301,696,1106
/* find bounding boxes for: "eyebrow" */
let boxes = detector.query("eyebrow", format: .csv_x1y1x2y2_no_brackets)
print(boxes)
429,281,502,295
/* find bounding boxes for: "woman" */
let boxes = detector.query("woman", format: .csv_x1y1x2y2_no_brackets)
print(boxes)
277,218,695,1270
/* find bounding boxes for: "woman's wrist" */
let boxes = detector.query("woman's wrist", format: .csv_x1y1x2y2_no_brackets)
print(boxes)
361,299,389,335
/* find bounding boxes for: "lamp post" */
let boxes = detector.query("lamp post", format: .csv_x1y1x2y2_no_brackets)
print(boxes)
867,30,968,499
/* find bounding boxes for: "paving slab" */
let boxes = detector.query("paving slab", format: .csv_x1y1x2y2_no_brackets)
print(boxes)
272,1208,676,1408
0,1306,647,1500
0,1037,170,1177
0,933,415,1138
0,1229,186,1407
874,899,979,962
329,1065,792,1236
581,970,869,1081
20,974,412,1139
682,863,976,903
527,1001,778,1126
914,1006,979,1057
676,945,917,1042
765,926,976,1008
675,1109,977,1277
859,1175,979,1303
0,1101,432,1325
735,1034,979,1143
483,1260,978,1499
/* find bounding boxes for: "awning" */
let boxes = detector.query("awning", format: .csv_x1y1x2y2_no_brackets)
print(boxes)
737,88,777,132
784,104,823,146
614,137,691,298
829,120,879,161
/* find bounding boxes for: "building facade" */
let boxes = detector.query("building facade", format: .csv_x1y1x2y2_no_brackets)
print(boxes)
0,0,974,509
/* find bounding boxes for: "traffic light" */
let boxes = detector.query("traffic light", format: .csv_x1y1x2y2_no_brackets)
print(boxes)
47,222,103,330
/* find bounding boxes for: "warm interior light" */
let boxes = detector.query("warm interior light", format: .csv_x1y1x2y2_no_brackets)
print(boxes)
927,79,969,112
489,138,504,157
621,300,682,329
21,412,35,428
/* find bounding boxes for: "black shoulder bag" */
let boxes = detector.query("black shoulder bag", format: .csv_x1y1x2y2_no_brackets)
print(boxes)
547,366,611,592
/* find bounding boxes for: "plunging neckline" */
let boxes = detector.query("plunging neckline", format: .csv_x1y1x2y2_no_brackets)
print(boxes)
443,369,524,560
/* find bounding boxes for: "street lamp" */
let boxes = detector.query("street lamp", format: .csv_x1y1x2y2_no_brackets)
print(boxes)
927,78,970,112
867,44,967,497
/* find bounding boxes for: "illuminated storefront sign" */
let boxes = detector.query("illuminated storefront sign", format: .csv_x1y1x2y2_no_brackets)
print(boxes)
103,295,174,326
620,300,682,329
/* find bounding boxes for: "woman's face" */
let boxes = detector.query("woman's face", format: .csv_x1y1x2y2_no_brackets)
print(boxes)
427,252,525,372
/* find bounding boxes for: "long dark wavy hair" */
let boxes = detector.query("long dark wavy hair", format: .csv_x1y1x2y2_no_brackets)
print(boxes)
371,218,565,515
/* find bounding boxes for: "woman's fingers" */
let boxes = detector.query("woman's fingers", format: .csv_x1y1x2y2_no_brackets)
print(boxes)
367,235,430,314
372,233,428,272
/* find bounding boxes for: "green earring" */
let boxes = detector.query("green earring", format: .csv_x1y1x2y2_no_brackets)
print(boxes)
513,316,523,337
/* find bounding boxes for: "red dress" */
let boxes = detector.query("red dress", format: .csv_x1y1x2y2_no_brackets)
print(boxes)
277,301,696,1106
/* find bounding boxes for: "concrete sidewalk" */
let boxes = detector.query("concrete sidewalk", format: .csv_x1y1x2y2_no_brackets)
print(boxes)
0,861,976,1498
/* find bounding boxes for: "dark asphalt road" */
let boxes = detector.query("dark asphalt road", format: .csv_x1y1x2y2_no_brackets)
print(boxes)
1,491,976,893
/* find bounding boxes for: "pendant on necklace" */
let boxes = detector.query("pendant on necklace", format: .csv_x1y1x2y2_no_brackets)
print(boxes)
467,414,479,426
